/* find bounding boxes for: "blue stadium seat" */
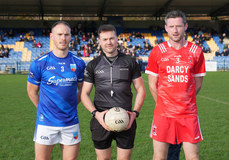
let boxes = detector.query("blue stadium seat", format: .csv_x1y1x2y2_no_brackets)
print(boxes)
212,35,225,53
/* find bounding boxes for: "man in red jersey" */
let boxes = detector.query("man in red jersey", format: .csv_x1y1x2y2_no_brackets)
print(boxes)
145,10,206,160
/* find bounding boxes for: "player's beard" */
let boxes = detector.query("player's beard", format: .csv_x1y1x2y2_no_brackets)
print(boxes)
169,33,184,43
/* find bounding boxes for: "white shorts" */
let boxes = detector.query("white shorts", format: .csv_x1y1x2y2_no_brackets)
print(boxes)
34,124,81,145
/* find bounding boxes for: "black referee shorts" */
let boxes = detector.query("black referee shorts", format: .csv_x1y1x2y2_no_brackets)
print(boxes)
90,117,137,149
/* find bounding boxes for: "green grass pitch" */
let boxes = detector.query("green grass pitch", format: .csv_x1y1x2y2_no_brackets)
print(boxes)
0,72,229,159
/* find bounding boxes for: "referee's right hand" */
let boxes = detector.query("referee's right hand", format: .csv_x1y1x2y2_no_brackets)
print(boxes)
95,110,110,131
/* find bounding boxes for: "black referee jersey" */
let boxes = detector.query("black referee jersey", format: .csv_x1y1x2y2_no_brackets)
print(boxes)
84,52,141,111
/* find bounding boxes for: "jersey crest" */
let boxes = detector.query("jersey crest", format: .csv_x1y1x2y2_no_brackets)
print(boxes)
70,64,76,72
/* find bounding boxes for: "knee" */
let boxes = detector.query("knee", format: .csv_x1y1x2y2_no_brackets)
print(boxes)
186,156,199,160
117,155,131,160
153,154,167,160
96,155,111,160
185,150,200,160
97,158,110,160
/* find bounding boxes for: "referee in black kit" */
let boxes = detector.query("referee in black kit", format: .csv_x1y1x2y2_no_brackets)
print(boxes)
81,24,145,160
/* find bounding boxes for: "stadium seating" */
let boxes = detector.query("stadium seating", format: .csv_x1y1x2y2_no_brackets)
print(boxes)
0,28,229,72
212,35,224,53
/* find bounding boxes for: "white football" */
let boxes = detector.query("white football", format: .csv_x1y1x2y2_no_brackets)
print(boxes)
105,107,129,132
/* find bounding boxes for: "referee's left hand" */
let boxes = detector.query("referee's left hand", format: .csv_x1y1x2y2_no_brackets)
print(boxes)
125,111,136,130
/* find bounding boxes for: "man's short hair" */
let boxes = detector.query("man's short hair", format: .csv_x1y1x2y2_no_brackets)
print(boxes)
165,10,187,25
51,21,71,33
98,24,117,37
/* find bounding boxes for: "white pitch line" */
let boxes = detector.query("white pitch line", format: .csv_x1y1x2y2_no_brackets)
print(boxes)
198,95,229,106
142,78,229,106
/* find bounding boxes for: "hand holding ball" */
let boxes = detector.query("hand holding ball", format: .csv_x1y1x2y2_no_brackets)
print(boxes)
105,107,129,132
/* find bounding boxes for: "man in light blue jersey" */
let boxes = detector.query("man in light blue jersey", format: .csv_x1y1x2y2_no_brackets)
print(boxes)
27,21,85,160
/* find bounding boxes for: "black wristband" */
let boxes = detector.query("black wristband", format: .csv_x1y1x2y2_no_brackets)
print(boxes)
91,110,98,117
133,110,139,118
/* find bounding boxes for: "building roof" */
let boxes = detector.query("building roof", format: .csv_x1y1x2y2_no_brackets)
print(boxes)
0,0,228,18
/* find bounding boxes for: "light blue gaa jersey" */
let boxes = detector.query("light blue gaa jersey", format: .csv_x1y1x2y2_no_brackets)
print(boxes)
27,51,86,127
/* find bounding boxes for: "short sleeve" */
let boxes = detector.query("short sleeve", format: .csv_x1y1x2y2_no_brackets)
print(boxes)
78,60,86,82
83,61,94,83
145,47,159,76
131,58,141,80
194,49,206,77
27,61,41,85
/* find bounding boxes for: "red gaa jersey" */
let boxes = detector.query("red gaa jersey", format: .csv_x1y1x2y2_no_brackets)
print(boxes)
146,41,206,118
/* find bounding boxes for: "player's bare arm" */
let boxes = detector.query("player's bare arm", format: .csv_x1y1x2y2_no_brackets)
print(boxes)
132,77,145,112
77,82,83,104
148,74,158,102
81,81,95,112
126,76,145,130
195,76,204,95
81,81,110,131
27,82,39,108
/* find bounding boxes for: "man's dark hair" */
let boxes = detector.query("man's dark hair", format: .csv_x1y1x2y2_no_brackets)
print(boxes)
165,10,187,25
98,24,117,37
51,21,71,33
